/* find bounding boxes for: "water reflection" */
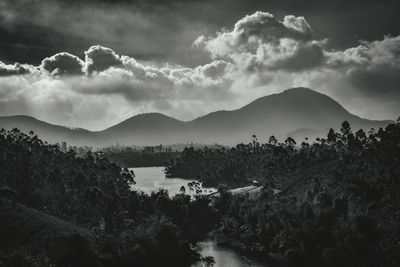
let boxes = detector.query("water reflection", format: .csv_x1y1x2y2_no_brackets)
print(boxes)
129,166,216,196
192,240,268,267
129,167,269,267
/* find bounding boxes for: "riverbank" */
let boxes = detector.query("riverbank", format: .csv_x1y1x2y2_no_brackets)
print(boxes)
128,167,284,266
192,239,270,267
193,236,288,267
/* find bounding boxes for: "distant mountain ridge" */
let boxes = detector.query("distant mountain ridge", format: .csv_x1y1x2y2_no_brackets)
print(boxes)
0,88,393,146
0,115,98,146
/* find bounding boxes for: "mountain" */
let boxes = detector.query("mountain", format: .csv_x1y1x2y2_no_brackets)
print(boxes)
0,88,393,146
100,113,186,145
0,115,99,146
186,87,391,144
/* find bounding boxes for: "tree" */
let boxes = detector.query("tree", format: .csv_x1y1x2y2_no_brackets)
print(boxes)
284,137,296,147
341,121,351,136
327,128,336,144
268,135,278,145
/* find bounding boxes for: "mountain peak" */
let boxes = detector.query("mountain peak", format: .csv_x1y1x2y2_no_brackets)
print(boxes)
262,87,331,102
0,88,392,146
280,87,333,99
114,112,183,126
282,87,316,94
241,87,348,117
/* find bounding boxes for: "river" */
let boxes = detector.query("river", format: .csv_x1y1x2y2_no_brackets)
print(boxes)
129,167,269,267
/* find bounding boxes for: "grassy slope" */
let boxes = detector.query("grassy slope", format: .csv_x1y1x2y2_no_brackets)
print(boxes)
0,199,90,257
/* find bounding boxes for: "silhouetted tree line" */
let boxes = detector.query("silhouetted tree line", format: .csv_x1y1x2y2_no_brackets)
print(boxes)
0,128,218,267
103,145,180,167
165,133,313,187
168,119,400,267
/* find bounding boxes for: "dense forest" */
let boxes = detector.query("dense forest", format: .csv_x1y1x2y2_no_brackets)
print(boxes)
102,144,226,168
103,145,180,168
1,118,400,267
167,119,400,266
0,129,218,267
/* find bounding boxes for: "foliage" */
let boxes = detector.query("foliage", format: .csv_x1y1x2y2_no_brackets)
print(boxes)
103,145,180,167
165,132,330,187
0,129,217,266
2,117,400,266
168,119,400,266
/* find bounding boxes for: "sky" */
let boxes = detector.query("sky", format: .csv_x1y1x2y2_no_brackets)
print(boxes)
0,0,399,130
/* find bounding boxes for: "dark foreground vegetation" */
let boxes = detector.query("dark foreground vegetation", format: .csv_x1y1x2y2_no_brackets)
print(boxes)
0,129,217,267
167,119,400,267
1,118,400,267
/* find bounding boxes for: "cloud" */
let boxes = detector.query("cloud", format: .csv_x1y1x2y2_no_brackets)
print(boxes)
0,75,129,130
77,46,233,102
84,45,124,74
195,11,324,72
0,61,35,76
0,11,399,130
0,0,215,67
41,52,84,76
346,66,400,96
325,35,400,97
193,12,400,119
195,60,230,80
1,0,400,69
0,45,234,129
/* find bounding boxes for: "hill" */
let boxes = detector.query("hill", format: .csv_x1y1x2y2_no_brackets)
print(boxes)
0,88,392,146
0,200,90,263
100,113,187,145
0,128,210,266
0,115,99,146
187,87,391,143
166,119,400,266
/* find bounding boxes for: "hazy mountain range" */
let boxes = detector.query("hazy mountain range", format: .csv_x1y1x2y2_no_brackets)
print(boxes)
0,88,392,147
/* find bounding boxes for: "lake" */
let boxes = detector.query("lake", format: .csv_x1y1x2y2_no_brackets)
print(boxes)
129,166,217,196
129,167,269,267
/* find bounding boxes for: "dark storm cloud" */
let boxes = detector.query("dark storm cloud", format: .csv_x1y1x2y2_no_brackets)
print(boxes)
347,66,400,97
219,0,400,50
1,0,399,67
276,42,324,71
84,46,123,74
41,52,84,76
345,36,400,99
0,0,214,67
325,35,400,98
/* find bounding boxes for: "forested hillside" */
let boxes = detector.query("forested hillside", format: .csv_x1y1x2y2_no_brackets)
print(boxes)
167,119,400,266
2,117,400,267
103,146,180,168
0,129,217,267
